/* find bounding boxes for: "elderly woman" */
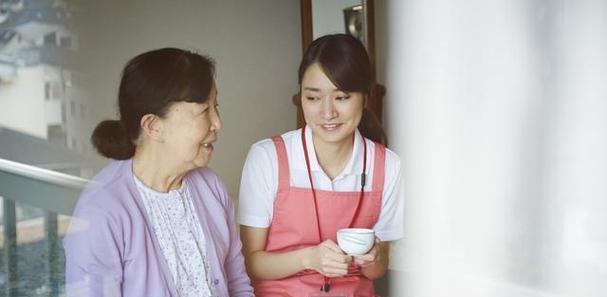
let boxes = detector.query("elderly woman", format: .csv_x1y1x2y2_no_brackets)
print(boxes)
64,48,253,297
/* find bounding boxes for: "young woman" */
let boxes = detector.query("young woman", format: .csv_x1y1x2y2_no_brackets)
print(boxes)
64,48,253,297
239,34,403,296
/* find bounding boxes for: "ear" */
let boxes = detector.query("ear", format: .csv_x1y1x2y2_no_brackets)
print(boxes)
140,113,164,142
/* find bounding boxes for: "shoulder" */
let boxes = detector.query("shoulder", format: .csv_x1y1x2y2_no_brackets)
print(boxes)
383,146,401,167
247,129,300,153
250,138,276,155
188,166,224,191
76,160,132,214
368,141,401,178
68,161,135,241
188,167,230,206
366,139,401,166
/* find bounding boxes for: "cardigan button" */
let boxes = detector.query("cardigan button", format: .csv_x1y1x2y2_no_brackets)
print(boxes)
214,279,219,285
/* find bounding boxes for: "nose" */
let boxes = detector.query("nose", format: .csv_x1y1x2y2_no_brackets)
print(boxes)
210,108,222,133
321,97,337,120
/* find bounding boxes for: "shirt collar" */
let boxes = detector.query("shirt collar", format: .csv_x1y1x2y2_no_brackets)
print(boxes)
291,126,363,178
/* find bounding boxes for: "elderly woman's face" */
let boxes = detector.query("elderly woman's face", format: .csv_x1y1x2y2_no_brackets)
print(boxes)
159,85,222,170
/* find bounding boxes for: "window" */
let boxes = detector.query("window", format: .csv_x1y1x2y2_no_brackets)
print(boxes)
52,82,62,99
0,3,97,296
43,32,57,46
44,82,51,100
60,36,72,49
61,101,66,124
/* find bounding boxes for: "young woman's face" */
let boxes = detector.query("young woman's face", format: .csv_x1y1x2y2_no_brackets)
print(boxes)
301,63,364,146
159,84,222,170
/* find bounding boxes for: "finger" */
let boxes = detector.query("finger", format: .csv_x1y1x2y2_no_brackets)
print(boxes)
321,258,350,270
354,255,378,266
320,248,349,265
323,272,346,278
322,266,349,277
322,240,344,254
325,252,352,263
319,264,348,276
354,254,374,262
353,253,376,266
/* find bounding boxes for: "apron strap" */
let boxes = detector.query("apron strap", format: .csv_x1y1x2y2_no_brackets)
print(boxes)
271,136,290,193
372,142,386,193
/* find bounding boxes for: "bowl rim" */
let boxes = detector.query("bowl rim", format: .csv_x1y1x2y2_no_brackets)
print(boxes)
337,228,374,234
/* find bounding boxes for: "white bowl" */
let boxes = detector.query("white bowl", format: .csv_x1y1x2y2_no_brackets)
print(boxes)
337,228,375,255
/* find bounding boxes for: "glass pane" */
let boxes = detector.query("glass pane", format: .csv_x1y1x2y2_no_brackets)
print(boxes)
1,1,92,296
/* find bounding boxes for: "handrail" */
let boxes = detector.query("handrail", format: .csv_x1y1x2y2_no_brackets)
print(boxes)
0,158,88,189
0,157,88,297
0,157,89,216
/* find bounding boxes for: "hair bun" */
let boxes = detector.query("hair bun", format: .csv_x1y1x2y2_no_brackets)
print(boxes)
91,120,136,160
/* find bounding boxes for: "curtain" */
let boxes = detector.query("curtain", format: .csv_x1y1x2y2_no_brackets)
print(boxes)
384,0,607,296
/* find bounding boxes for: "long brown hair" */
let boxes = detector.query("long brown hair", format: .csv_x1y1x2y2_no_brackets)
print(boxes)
298,34,387,145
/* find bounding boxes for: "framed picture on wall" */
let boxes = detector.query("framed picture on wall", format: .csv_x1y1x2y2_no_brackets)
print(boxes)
343,5,364,43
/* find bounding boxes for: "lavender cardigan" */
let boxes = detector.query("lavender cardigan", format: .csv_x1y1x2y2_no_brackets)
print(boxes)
63,159,254,297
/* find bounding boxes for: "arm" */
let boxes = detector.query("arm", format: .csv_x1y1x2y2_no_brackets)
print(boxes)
240,225,352,280
63,203,123,297
354,150,403,279
223,196,255,297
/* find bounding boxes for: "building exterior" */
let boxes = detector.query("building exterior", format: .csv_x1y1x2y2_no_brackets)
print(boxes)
0,0,93,155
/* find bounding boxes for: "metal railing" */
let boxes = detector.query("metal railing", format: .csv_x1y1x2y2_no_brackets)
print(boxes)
0,158,87,297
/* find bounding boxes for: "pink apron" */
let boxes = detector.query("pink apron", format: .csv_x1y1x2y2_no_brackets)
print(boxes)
253,135,386,297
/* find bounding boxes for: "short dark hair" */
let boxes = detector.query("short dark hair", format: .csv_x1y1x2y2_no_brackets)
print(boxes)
91,48,216,159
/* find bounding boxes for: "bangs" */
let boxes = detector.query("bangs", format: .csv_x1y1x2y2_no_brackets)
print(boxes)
299,34,370,94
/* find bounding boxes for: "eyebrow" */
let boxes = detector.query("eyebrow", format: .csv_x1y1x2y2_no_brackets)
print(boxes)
302,87,345,92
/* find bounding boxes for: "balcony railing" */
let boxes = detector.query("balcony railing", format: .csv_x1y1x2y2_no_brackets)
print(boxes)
0,158,87,297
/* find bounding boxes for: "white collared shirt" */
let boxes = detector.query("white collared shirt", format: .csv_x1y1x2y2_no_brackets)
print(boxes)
238,127,403,241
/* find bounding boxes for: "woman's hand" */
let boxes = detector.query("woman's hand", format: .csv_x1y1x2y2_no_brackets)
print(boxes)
353,238,390,280
304,239,352,277
353,238,382,268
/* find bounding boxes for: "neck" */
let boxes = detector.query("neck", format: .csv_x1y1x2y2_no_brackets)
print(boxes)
132,144,186,193
311,132,355,180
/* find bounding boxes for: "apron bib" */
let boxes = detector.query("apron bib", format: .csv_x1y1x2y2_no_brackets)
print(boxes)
253,135,385,297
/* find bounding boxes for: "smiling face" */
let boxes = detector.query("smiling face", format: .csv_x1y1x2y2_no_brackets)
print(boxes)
158,85,222,171
301,63,364,147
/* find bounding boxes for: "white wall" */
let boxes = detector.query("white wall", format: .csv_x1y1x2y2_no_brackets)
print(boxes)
77,0,301,197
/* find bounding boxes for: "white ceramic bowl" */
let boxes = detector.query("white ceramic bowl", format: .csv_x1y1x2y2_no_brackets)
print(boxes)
337,228,375,255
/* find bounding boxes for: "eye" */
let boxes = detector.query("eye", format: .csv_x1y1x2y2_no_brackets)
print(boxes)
335,95,351,101
305,96,318,101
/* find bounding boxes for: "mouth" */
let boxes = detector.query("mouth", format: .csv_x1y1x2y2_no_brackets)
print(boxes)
320,123,342,131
